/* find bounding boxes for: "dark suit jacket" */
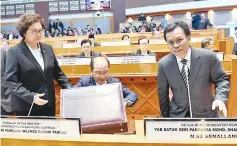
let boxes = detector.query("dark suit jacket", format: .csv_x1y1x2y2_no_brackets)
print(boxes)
76,51,101,57
158,48,230,118
1,48,12,112
49,22,56,32
192,15,201,30
198,18,213,29
75,76,138,106
55,21,64,30
131,49,156,56
5,40,71,113
232,43,237,55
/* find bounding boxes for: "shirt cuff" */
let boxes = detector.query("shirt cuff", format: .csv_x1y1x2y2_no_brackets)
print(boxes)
124,99,134,107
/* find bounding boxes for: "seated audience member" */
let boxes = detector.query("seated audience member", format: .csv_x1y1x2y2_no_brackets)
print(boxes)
50,28,55,37
45,30,51,37
0,40,10,50
139,27,146,32
122,34,130,40
76,39,101,57
138,13,146,22
88,34,100,47
232,26,237,55
201,38,215,51
131,37,156,56
153,30,162,39
122,34,133,45
75,56,138,107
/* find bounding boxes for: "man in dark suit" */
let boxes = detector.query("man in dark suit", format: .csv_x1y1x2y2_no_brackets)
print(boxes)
232,26,237,55
198,13,213,29
138,13,146,22
158,21,230,118
95,25,102,34
131,37,156,56
1,47,14,115
75,56,138,107
191,14,200,30
48,19,56,33
76,39,101,57
55,18,64,30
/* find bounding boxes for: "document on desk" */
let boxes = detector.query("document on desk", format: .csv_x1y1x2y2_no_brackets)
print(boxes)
60,83,127,127
1,116,81,141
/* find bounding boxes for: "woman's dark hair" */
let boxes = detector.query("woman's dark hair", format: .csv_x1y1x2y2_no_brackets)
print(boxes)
81,39,92,46
138,37,149,44
122,34,129,40
16,13,46,39
163,21,191,42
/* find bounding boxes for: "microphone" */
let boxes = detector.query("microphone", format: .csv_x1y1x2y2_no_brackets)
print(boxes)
28,96,36,116
185,65,193,118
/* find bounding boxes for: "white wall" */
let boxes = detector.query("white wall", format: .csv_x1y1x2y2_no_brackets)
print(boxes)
126,0,237,15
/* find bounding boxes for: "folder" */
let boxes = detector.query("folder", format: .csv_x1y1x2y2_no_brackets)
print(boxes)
60,83,128,134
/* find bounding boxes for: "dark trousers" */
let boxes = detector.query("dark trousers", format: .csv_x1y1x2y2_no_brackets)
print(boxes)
15,105,55,117
1,106,14,116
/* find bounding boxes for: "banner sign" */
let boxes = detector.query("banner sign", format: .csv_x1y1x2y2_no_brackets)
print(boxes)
144,118,237,143
1,116,81,141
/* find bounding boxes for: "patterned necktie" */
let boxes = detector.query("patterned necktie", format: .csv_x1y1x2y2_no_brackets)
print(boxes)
181,59,189,89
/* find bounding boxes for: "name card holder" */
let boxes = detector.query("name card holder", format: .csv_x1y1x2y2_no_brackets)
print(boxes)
101,40,130,46
57,56,157,66
108,56,157,64
144,118,237,144
63,43,81,48
1,116,81,141
149,39,166,44
57,57,91,65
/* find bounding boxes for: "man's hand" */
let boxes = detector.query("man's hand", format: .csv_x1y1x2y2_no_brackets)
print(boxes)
33,93,48,105
212,100,227,117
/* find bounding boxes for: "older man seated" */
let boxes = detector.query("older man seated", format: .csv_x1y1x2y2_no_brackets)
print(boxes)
74,56,138,107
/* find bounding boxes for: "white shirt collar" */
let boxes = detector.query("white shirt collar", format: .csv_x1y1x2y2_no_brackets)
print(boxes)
175,47,191,64
26,43,41,51
141,50,148,55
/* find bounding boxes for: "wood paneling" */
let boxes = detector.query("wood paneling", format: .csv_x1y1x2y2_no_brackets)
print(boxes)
54,59,235,120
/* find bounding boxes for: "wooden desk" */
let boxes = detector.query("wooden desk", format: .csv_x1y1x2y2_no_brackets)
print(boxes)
54,58,236,121
1,120,236,146
7,29,222,49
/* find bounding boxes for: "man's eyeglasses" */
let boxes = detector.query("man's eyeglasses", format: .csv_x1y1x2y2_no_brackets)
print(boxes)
140,43,148,46
93,70,109,76
30,29,44,35
167,37,185,47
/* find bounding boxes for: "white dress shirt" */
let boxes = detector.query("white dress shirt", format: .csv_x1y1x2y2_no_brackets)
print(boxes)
176,48,191,72
26,43,44,71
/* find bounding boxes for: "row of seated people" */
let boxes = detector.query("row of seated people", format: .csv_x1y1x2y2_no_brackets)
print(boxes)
74,37,220,58
1,13,230,120
76,37,156,57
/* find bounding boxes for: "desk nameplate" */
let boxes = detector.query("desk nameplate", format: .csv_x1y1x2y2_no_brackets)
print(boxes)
144,118,237,144
1,116,81,141
57,56,157,66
